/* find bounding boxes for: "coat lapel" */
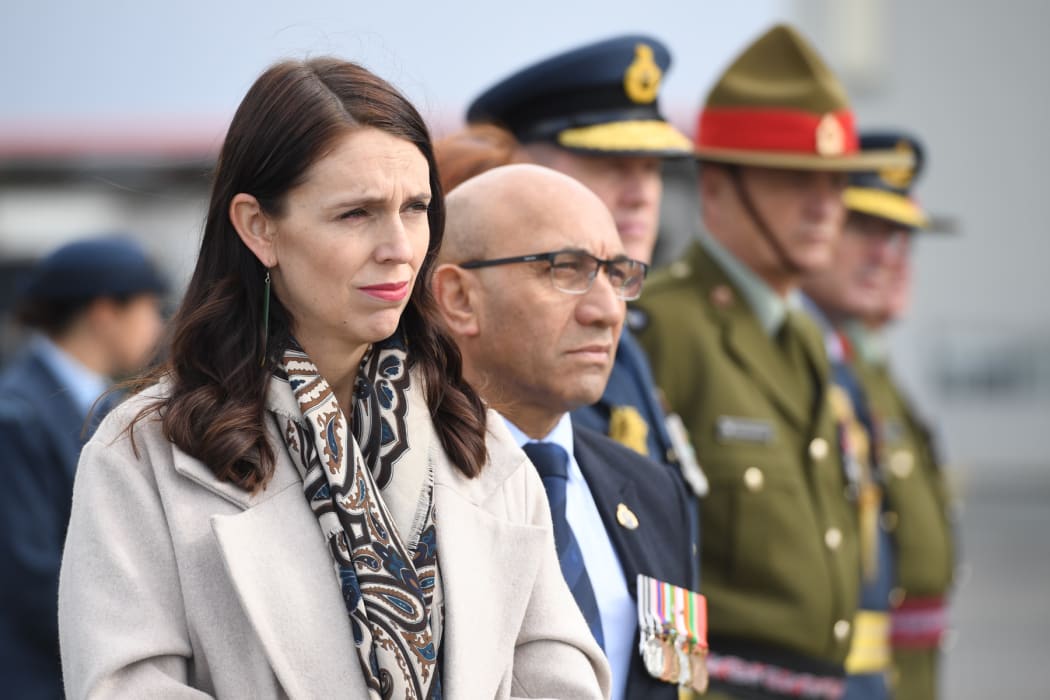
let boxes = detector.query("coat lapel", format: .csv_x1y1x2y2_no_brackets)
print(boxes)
687,245,810,430
433,428,549,699
174,438,366,698
723,310,808,430
572,431,642,596
175,395,569,698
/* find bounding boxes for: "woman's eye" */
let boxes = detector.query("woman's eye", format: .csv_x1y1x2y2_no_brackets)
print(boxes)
406,200,430,213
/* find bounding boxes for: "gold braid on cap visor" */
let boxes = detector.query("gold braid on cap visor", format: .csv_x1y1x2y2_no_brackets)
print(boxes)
557,119,692,153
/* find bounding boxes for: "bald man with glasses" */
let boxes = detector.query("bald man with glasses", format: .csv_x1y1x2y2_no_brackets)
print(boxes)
432,164,703,700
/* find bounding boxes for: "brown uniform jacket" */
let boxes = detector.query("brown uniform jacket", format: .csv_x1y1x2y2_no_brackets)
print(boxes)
852,359,954,598
633,242,861,670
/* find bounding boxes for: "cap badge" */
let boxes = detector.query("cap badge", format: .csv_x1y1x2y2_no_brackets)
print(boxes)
624,43,662,104
878,140,917,189
617,502,640,530
815,113,846,156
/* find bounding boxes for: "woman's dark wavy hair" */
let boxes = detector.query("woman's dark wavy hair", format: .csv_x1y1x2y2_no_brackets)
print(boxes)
133,58,488,491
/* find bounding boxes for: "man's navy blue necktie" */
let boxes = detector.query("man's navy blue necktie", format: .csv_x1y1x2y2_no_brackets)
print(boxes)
522,441,605,649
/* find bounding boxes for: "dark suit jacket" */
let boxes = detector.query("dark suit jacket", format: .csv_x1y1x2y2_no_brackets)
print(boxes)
572,422,699,700
572,330,677,466
0,346,104,700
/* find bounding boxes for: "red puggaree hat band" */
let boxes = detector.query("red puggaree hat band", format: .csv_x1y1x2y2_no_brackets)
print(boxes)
697,108,858,156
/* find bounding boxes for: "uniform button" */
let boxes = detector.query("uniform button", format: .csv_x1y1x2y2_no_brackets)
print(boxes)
669,261,691,279
834,619,851,641
889,587,906,608
824,527,843,550
809,437,829,461
890,450,915,479
710,284,734,307
743,467,764,491
880,511,899,532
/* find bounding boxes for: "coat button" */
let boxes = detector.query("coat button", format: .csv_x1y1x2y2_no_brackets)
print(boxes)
834,619,851,641
880,511,899,532
669,260,691,279
890,450,915,479
809,437,829,461
743,466,764,491
824,527,842,550
710,284,735,308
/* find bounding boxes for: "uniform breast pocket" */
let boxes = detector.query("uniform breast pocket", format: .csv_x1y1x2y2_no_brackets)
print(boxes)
704,455,823,591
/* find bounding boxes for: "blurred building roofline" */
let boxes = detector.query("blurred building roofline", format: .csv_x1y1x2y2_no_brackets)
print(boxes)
0,117,225,181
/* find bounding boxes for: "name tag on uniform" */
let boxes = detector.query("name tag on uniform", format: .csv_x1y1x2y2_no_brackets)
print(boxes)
715,416,775,444
637,574,708,693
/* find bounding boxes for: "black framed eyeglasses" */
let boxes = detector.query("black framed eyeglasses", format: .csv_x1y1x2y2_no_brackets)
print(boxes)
459,249,649,301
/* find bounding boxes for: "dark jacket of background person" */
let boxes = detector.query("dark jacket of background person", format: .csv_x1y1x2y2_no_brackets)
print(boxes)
0,236,164,699
0,349,98,700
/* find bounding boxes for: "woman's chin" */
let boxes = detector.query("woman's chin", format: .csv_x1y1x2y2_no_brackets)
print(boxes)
358,311,405,343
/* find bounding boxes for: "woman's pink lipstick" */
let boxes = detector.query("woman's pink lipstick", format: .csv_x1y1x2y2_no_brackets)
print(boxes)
360,280,410,302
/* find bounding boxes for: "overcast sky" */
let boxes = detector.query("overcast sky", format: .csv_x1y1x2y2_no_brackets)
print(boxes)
3,0,787,134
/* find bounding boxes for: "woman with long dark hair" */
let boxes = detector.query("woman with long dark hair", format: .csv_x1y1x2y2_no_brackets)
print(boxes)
58,58,609,699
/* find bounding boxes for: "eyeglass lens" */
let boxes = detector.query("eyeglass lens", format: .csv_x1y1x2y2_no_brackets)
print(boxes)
549,251,645,300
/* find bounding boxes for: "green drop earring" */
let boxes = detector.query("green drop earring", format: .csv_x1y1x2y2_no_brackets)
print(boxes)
260,270,271,367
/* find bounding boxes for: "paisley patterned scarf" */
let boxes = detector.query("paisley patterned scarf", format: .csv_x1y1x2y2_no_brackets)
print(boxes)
270,335,442,699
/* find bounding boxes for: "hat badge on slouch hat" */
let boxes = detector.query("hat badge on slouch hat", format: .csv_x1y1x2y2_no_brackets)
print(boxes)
816,113,847,156
694,23,914,172
466,34,692,157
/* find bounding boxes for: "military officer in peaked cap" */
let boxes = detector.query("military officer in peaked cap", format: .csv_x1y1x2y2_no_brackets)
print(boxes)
466,35,708,497
632,24,914,700
812,132,955,700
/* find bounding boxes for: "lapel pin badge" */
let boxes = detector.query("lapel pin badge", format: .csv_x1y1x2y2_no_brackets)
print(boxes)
617,502,639,530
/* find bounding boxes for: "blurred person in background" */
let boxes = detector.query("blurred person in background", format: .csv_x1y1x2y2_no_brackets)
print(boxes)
434,123,520,191
433,163,703,699
464,36,705,488
829,133,955,700
0,236,166,700
800,132,941,699
633,24,914,699
58,58,609,699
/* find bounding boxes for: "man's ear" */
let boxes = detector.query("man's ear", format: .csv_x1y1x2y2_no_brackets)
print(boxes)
229,193,278,268
431,263,480,337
